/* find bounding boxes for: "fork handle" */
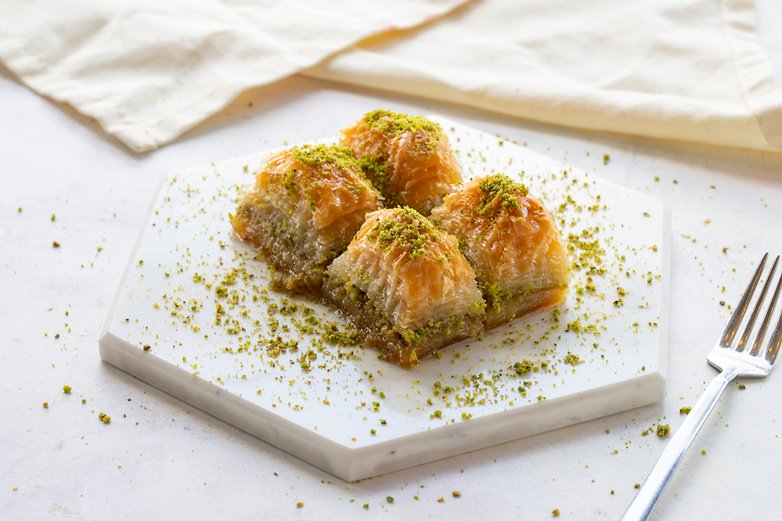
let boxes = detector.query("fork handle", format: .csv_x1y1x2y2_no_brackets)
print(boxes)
621,369,737,521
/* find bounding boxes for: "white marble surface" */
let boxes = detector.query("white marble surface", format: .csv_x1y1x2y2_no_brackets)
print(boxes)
2,4,782,518
99,120,668,481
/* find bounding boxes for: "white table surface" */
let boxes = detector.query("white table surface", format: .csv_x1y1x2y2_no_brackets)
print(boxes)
2,2,781,519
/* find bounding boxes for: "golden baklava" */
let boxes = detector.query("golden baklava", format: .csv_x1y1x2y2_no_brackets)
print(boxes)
323,207,485,366
430,174,570,329
231,144,382,294
340,110,462,215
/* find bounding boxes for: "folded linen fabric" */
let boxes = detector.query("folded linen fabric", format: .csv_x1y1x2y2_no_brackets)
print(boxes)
307,0,782,152
0,0,466,152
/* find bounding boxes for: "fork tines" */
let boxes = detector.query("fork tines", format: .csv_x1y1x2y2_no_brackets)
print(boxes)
720,253,782,364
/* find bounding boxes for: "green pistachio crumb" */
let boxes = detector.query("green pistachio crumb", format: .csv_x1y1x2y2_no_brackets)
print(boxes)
656,424,671,437
63,385,72,394
363,109,443,152
476,174,529,215
291,144,360,171
679,406,691,415
370,207,439,261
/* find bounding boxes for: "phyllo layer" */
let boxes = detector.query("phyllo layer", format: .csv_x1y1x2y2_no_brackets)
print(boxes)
323,207,484,366
430,174,569,328
231,144,382,294
340,110,462,215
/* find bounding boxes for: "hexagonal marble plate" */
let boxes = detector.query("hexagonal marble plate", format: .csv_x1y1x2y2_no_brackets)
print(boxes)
100,117,669,481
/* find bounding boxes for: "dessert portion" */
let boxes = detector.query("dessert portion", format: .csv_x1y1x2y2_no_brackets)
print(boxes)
340,109,462,215
430,174,570,329
231,144,382,294
323,207,485,366
230,114,571,367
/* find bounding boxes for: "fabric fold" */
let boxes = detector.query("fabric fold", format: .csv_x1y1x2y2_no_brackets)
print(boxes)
0,0,468,152
1,0,780,153
307,0,782,152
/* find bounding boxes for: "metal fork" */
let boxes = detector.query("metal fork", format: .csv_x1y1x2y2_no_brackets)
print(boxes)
622,253,782,521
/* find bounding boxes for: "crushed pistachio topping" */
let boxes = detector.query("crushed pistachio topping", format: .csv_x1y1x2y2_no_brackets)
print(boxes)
655,423,670,437
679,406,691,415
369,208,440,261
291,144,360,171
62,385,72,394
98,412,111,424
476,174,529,215
278,145,375,205
363,109,443,152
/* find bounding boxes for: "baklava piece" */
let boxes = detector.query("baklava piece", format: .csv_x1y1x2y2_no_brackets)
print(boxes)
323,207,485,366
430,174,569,329
340,110,462,215
231,145,382,294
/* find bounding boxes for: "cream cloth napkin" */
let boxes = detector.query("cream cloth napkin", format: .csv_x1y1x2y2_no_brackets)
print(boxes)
0,0,466,152
308,0,782,153
2,0,780,153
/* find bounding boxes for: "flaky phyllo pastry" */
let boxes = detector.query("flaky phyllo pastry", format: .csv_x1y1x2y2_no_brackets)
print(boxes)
323,208,485,366
430,174,570,329
340,109,462,215
232,114,570,366
231,145,382,294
